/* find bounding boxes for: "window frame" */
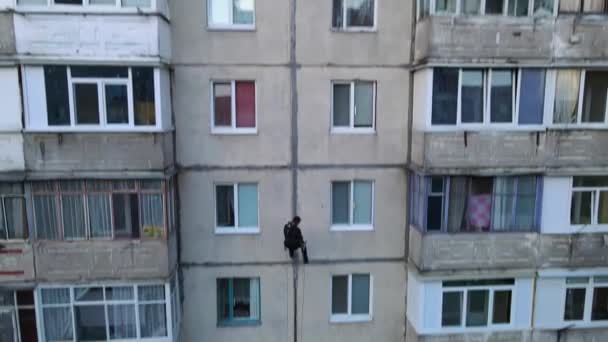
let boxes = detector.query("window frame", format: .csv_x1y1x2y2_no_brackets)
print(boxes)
332,0,378,31
0,186,27,241
558,0,608,14
216,277,261,326
551,69,608,128
210,80,258,135
330,80,377,134
214,182,260,235
562,276,608,325
17,0,154,10
207,0,256,31
569,177,608,227
417,0,557,18
38,283,173,342
330,180,375,231
440,280,515,332
330,274,373,323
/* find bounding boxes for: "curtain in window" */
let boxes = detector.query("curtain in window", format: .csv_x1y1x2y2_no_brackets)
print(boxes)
140,193,164,237
533,0,554,16
554,70,581,123
353,181,372,225
332,182,350,224
492,177,515,231
122,0,151,7
232,279,251,318
436,0,457,13
583,0,605,12
61,195,86,239
515,176,537,230
351,274,370,314
508,0,529,15
88,194,112,238
461,0,481,14
333,84,351,127
559,0,581,12
233,0,254,24
217,279,230,322
41,289,72,341
108,304,136,339
138,286,167,338
249,279,260,320
209,0,231,25
216,186,235,227
354,82,374,127
235,81,256,128
332,0,344,27
237,184,258,227
4,197,25,239
447,177,467,232
34,195,59,239
346,0,374,27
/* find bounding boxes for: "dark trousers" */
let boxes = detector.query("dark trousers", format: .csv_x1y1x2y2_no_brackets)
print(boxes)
286,242,309,264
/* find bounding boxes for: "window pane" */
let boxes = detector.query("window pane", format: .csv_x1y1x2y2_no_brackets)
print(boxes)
599,192,608,224
346,0,374,27
584,0,605,12
217,279,230,322
519,69,545,124
105,286,134,300
216,185,235,227
139,304,167,337
564,288,586,320
133,67,156,126
533,0,554,16
75,287,103,301
332,276,348,314
54,0,82,5
41,288,70,304
112,193,140,238
582,71,608,123
332,0,343,27
436,0,457,13
90,0,115,5
17,0,47,4
432,68,458,125
108,304,136,339
88,194,112,238
491,70,514,123
444,278,515,287
18,307,38,342
514,176,538,230
75,306,107,341
232,278,251,318
105,84,129,124
122,0,151,6
571,191,592,225
238,184,258,227
34,195,59,240
71,66,128,79
43,307,73,341
492,290,512,324
332,182,350,224
427,195,443,231
558,0,580,12
234,0,254,24
249,278,260,320
62,195,86,239
447,177,468,232
466,290,489,327
74,84,100,124
140,193,164,238
333,84,351,127
461,70,484,123
462,0,481,13
485,0,505,13
442,292,462,326
508,0,529,15
592,287,608,321
138,285,165,301
4,197,26,239
468,178,493,232
235,81,256,128
352,274,370,314
491,177,516,231
209,0,231,25
353,181,372,225
554,70,581,124
354,82,374,127
574,176,608,187
44,66,70,126
214,83,232,127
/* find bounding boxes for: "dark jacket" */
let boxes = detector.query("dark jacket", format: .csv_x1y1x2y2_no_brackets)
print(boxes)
284,222,304,249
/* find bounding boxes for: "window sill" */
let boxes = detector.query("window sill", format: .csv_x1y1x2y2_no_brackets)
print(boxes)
428,325,516,334
217,320,261,327
330,315,372,324
427,125,545,133
331,128,376,135
331,27,377,33
215,228,260,235
14,6,160,15
211,128,258,135
330,225,374,232
207,25,256,32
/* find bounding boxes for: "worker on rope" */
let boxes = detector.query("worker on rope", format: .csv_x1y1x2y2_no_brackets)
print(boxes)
284,216,309,264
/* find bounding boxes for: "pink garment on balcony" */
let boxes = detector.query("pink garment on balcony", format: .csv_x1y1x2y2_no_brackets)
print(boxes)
468,194,492,231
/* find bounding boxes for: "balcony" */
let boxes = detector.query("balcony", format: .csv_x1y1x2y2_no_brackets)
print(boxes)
411,129,608,174
0,241,35,283
24,132,174,176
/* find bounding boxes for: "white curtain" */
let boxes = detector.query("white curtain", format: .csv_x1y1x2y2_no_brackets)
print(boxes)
554,70,581,124
108,304,136,339
41,289,73,341
34,195,59,239
140,193,164,234
61,195,86,239
138,285,167,338
88,194,112,238
447,177,467,232
492,178,515,231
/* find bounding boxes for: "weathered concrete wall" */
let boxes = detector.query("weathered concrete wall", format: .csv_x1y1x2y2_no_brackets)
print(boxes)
171,0,289,65
13,13,170,61
34,239,170,282
415,16,608,63
0,242,35,283
0,13,15,54
173,66,290,168
24,132,174,175
0,134,25,173
297,67,409,166
411,130,608,174
410,228,608,272
296,0,411,66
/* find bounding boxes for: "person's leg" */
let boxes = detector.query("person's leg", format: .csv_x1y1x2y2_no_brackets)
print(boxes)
301,244,309,264
289,247,295,258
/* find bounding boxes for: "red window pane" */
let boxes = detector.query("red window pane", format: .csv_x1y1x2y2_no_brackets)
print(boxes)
235,81,256,128
214,83,232,127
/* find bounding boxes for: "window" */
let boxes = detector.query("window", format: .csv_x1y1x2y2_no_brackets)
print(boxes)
217,278,260,326
0,183,27,240
42,66,156,129
17,0,152,7
332,0,375,30
431,68,545,126
211,81,256,133
32,180,171,240
0,290,38,342
441,279,514,329
208,0,255,28
331,180,374,230
331,274,372,322
419,0,553,17
560,0,608,13
39,284,170,342
332,81,375,132
215,183,259,233
554,69,608,125
410,174,540,232
571,176,608,225
563,276,608,323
